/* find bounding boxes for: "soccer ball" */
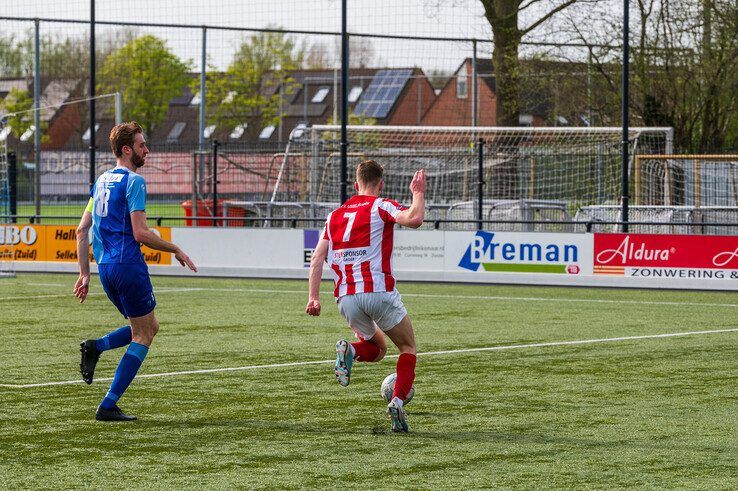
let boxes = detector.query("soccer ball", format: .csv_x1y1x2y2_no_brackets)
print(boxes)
380,372,414,405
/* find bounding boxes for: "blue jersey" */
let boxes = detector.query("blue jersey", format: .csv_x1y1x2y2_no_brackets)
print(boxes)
90,166,147,264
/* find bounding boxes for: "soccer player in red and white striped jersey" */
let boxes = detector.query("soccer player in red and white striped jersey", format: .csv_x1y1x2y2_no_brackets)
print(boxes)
306,160,426,432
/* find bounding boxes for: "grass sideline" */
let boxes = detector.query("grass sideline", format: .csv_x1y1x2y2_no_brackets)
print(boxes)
0,274,736,488
14,203,186,224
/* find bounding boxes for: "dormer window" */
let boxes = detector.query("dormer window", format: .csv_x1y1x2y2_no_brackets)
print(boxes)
259,125,275,139
82,124,100,142
312,87,330,103
167,122,186,142
230,124,246,139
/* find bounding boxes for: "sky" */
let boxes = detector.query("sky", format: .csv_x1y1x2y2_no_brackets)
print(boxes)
1,0,613,73
3,1,490,72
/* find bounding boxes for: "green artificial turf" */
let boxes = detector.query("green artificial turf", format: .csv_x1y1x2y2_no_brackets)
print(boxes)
0,274,736,488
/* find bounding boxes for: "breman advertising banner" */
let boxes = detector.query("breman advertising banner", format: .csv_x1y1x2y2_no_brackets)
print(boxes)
594,233,738,280
449,231,593,276
0,224,172,265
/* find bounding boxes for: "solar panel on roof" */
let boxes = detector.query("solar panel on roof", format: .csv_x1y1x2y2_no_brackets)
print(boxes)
354,69,412,119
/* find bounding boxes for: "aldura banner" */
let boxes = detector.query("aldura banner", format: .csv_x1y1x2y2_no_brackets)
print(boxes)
594,233,738,280
0,224,172,265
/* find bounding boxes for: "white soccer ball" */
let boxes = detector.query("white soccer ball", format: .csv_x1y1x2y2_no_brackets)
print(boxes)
380,372,414,405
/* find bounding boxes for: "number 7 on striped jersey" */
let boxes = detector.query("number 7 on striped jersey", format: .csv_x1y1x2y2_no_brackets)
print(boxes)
342,212,357,242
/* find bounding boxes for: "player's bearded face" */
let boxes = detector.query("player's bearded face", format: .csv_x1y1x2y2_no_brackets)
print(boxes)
131,146,146,168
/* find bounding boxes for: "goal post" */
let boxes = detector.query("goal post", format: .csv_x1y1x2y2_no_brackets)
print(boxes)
635,154,738,207
1,92,122,223
0,117,15,277
288,125,673,225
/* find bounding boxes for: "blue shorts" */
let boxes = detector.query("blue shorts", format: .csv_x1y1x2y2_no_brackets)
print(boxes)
98,262,156,318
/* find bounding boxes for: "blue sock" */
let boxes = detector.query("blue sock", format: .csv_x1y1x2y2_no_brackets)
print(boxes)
100,342,149,410
95,326,132,352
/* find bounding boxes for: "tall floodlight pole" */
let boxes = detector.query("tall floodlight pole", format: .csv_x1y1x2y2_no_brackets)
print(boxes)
34,19,40,220
89,0,97,192
199,27,207,157
621,0,630,233
340,0,349,204
198,26,207,211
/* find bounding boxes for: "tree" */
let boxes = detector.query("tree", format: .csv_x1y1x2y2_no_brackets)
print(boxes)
304,40,333,70
98,35,190,136
426,69,452,91
303,37,377,70
0,88,49,142
479,0,583,126
565,0,738,151
0,34,24,78
204,30,303,141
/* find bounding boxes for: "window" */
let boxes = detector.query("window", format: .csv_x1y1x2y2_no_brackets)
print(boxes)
291,123,307,139
312,86,330,103
348,86,363,103
189,92,201,106
456,70,468,99
229,124,246,139
0,126,11,142
20,125,34,142
167,122,186,142
259,125,275,139
519,114,533,126
223,91,236,104
203,124,216,139
82,124,101,142
556,116,568,126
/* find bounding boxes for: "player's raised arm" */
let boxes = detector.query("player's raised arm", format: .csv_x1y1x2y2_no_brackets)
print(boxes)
306,237,329,316
130,211,198,272
395,169,426,229
74,202,93,303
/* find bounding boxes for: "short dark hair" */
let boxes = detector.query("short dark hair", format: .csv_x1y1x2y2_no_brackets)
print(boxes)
109,122,143,158
356,160,384,186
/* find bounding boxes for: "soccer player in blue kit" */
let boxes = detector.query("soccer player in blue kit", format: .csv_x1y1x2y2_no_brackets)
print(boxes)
74,122,197,421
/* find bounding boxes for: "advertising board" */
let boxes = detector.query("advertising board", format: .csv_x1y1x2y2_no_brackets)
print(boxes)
594,233,738,281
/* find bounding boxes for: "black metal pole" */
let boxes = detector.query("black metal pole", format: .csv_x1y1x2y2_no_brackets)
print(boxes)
472,40,478,127
8,152,17,223
621,0,630,233
89,0,96,190
340,0,349,204
477,138,485,230
212,139,219,226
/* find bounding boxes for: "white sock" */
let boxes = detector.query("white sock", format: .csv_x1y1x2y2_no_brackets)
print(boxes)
348,343,356,359
391,396,403,409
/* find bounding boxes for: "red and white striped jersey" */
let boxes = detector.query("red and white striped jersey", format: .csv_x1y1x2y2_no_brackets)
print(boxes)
322,194,407,298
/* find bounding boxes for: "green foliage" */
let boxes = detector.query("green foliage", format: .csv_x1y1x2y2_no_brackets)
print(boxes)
0,275,736,487
99,35,191,136
0,34,24,78
0,88,48,141
324,112,381,149
326,111,377,127
202,30,303,140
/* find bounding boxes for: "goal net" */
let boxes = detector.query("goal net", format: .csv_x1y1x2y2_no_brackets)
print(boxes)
630,154,738,234
0,92,121,273
280,125,673,228
1,92,121,223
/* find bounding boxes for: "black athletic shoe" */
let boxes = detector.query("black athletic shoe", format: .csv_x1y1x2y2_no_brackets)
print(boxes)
95,405,137,422
79,340,100,385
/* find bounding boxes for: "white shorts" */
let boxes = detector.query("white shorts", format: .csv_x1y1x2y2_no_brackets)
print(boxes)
337,290,408,340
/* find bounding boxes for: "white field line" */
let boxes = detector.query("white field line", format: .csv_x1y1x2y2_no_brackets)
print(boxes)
0,287,210,302
2,286,738,309
1,328,735,389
